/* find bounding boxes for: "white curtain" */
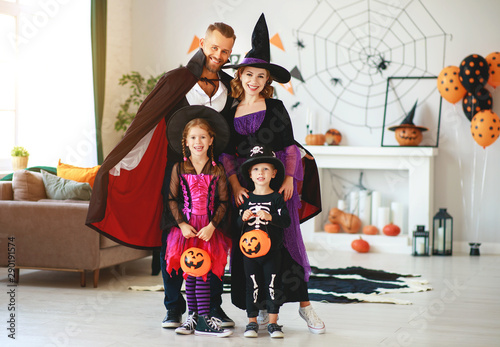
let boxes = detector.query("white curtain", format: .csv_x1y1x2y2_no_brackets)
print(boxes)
17,0,96,168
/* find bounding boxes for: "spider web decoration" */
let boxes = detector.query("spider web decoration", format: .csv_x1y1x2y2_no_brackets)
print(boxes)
294,0,449,130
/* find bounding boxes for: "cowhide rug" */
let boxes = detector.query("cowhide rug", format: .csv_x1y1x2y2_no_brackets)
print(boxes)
129,266,431,305
305,266,432,304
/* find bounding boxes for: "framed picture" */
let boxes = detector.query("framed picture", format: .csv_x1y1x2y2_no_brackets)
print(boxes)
381,76,442,147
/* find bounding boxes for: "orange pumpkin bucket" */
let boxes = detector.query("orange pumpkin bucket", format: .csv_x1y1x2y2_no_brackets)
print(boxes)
239,229,271,258
180,247,212,277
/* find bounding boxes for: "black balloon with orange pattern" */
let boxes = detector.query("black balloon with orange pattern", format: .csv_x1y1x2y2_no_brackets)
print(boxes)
462,88,492,121
459,54,489,93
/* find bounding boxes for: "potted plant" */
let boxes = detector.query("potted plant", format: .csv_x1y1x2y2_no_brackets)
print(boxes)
11,146,29,171
114,71,164,133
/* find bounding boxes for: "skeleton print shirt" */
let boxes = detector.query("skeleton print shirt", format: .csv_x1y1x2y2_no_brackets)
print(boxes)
237,192,291,251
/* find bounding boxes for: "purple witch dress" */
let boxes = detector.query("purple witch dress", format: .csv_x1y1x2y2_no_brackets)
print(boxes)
221,110,311,284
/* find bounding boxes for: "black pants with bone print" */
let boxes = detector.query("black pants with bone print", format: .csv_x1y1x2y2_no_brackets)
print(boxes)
243,249,283,317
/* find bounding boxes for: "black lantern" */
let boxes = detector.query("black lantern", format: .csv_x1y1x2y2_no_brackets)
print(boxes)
412,225,429,256
432,208,453,255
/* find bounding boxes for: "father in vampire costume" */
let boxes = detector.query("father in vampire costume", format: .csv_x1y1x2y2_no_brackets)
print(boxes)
86,22,236,328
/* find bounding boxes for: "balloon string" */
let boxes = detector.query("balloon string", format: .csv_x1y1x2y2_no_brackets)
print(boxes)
475,148,488,242
470,144,477,241
453,104,469,237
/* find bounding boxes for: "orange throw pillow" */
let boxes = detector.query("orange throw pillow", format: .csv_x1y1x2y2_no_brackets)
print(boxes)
57,160,100,188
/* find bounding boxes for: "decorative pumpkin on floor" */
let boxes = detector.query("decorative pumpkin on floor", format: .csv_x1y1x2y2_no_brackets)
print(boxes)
351,237,370,253
388,100,428,146
240,229,271,258
305,133,326,146
328,207,362,234
325,128,342,145
181,247,212,277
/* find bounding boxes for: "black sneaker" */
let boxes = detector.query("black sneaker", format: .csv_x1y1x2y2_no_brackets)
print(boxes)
162,310,182,328
210,307,235,328
194,315,232,337
175,312,197,335
267,323,284,338
244,322,259,338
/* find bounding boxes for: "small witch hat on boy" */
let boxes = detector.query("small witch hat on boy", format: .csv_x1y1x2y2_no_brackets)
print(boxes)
223,13,291,84
166,105,230,157
388,100,428,146
239,144,285,191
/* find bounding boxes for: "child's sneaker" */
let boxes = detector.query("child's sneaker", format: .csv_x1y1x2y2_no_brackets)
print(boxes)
194,315,233,337
244,322,259,338
175,312,197,335
257,310,269,330
267,323,284,338
299,305,326,334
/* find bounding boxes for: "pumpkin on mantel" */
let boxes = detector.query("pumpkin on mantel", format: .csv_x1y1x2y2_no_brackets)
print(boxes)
305,133,326,146
325,128,342,145
328,207,361,234
362,225,379,235
382,223,401,236
388,100,428,146
324,223,341,233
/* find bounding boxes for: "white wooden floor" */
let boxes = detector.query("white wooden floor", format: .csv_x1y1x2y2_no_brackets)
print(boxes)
1,249,499,347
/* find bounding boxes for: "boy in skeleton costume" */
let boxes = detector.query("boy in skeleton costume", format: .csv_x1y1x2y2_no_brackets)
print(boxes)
237,145,290,338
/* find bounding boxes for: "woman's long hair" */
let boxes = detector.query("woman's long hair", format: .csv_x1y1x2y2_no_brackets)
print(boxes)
230,66,274,100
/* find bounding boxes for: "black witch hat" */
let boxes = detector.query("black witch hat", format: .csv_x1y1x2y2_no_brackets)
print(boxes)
166,105,230,156
388,100,428,131
239,144,285,190
223,13,291,84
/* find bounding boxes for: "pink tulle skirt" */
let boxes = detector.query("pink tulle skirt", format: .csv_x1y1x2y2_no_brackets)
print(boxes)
165,214,231,282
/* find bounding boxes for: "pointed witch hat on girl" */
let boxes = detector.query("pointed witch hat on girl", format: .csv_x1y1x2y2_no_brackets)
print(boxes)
223,13,291,84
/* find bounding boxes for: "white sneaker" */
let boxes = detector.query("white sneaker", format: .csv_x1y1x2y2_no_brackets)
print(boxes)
175,312,197,335
257,310,269,330
299,305,326,334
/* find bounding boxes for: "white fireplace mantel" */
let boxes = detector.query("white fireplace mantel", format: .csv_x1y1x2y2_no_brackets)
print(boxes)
304,145,438,253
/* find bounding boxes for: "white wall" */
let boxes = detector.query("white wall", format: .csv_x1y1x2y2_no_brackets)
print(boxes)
120,0,500,248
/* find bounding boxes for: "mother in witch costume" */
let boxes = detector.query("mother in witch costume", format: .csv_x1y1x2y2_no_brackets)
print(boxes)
220,14,325,334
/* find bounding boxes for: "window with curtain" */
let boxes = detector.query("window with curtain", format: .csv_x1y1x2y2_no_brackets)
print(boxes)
0,2,17,170
0,0,96,171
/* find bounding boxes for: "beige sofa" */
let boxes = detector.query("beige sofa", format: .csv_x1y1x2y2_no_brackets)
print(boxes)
0,180,151,287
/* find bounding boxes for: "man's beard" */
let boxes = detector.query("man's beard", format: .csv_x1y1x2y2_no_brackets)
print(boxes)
205,58,222,73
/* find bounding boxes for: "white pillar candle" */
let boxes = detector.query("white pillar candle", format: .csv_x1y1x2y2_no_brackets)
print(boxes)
391,202,403,234
377,207,390,232
371,191,381,227
306,108,312,128
359,190,371,226
416,238,425,255
349,191,359,215
337,199,346,211
437,227,444,252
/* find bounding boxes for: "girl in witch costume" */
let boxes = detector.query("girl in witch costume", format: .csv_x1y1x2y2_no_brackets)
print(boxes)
164,106,232,337
221,14,325,334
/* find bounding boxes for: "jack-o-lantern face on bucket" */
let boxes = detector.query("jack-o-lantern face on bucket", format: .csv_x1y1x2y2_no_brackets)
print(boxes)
394,125,424,146
180,247,211,277
239,229,271,258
